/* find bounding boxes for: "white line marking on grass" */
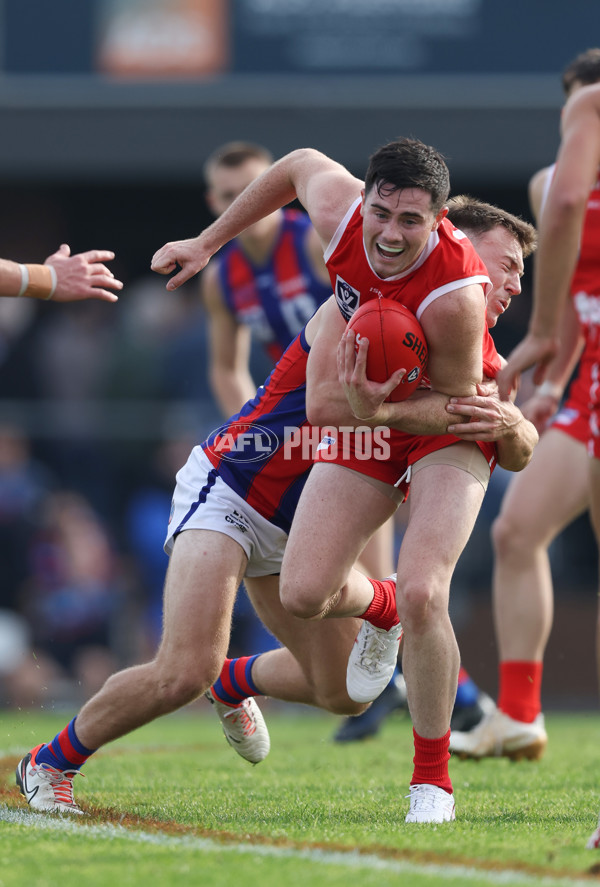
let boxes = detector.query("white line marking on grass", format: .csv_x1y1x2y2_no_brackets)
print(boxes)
0,804,589,887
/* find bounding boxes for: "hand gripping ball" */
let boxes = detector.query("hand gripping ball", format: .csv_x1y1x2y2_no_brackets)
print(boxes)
347,298,428,402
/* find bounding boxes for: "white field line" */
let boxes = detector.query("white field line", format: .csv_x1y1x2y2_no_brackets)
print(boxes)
0,804,591,887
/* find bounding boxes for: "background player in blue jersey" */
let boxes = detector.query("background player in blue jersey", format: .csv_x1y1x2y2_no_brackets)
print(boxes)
201,142,332,418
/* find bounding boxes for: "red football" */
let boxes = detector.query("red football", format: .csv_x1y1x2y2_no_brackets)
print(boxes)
346,298,428,402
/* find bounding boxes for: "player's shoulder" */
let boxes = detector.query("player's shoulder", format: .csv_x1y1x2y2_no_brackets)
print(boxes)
529,164,552,194
436,218,488,269
528,165,553,221
303,163,363,246
438,217,474,249
529,164,553,189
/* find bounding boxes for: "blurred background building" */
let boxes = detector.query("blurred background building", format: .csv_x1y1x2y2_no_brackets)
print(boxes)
0,0,597,708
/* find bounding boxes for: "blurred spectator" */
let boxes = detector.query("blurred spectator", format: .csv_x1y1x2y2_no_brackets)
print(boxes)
32,301,115,402
18,490,128,704
103,274,197,401
0,424,57,612
0,608,64,710
0,296,36,371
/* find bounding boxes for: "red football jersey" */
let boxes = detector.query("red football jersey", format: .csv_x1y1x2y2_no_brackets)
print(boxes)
324,198,491,322
542,165,600,457
318,198,498,483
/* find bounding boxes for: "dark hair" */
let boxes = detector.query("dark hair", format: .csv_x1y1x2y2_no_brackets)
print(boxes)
364,138,450,213
562,48,600,95
447,195,537,259
203,141,273,181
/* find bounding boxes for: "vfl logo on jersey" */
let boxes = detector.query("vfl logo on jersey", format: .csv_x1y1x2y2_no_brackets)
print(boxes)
206,421,280,463
335,276,360,320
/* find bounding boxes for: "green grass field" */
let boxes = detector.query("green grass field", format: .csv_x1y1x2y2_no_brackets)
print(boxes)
1,706,600,887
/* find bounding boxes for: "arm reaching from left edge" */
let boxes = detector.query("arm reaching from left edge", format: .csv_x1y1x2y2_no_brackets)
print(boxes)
0,244,122,303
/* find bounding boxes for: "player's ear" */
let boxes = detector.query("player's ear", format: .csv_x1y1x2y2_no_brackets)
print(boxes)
433,205,449,229
359,189,366,215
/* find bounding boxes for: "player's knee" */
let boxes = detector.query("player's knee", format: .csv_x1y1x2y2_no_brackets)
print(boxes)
492,511,532,562
310,677,366,714
397,578,441,630
279,576,326,620
154,663,215,711
325,694,367,716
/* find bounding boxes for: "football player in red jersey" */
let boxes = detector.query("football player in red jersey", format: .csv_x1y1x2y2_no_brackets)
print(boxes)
452,50,600,766
153,141,537,823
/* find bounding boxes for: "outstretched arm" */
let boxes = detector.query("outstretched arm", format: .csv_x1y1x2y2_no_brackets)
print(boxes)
0,244,122,303
151,148,362,291
497,83,600,398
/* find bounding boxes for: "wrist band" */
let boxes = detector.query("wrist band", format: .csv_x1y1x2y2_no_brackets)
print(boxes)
17,263,28,297
48,266,57,298
22,264,55,300
535,380,562,400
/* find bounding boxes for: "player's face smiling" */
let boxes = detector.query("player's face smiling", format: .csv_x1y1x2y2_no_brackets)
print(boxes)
360,185,446,278
472,227,524,327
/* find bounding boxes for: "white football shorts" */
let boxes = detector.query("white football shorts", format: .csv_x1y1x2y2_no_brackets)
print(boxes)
164,446,288,577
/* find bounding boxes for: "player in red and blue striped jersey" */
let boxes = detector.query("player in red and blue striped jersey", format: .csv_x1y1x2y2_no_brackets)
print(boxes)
199,328,313,535
201,142,331,418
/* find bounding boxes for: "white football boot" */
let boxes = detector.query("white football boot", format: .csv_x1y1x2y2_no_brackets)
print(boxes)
346,620,403,704
405,784,456,823
205,690,270,764
450,706,547,761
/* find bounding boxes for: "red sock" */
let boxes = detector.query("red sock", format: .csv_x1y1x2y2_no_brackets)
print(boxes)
360,577,400,631
211,655,261,706
411,728,453,794
498,660,543,723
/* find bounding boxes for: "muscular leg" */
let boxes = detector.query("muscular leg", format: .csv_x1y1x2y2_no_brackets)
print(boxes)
492,429,588,662
245,575,365,715
75,529,247,749
280,462,398,620
397,459,486,738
